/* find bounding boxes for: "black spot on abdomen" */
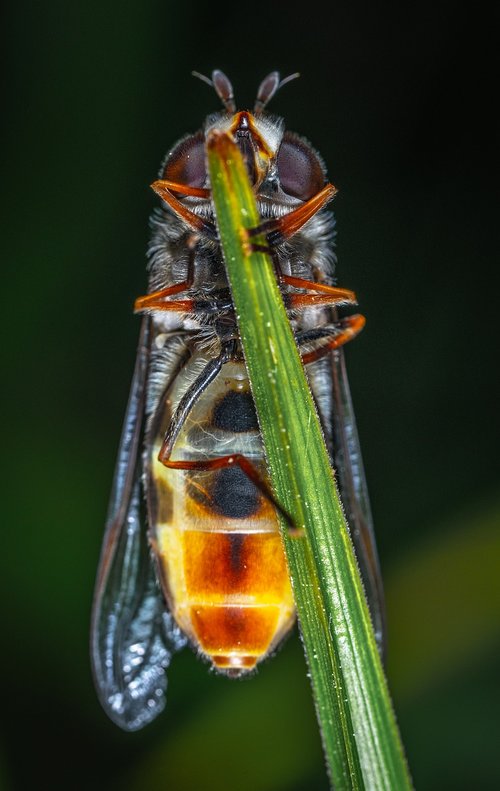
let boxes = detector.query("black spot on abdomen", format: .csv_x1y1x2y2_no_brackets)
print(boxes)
211,466,260,519
212,391,258,433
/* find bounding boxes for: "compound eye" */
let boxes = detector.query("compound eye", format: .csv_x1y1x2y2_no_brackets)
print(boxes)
276,132,325,200
162,131,206,188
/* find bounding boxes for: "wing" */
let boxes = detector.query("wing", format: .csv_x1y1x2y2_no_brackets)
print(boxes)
330,347,386,656
90,317,187,731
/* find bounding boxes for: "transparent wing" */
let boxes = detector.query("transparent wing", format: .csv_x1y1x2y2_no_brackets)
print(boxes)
90,318,187,731
330,347,386,656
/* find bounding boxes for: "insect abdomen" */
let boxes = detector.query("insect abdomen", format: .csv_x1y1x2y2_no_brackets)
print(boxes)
159,524,294,673
148,359,295,674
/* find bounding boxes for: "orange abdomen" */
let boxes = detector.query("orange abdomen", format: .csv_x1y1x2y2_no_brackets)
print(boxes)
147,359,295,674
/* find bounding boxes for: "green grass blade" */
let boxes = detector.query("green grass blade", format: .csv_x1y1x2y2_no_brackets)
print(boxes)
207,129,412,790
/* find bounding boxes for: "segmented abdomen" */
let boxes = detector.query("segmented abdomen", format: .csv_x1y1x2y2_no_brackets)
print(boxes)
147,357,295,675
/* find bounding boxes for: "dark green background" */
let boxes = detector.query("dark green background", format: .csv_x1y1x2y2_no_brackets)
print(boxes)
1,2,498,789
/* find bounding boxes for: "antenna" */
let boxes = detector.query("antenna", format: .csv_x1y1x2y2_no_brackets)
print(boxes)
254,71,300,113
192,69,236,113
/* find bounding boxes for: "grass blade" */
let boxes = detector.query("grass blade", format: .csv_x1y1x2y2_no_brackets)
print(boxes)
207,129,412,790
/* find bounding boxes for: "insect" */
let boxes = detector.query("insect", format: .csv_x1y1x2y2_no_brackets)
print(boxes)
91,70,385,731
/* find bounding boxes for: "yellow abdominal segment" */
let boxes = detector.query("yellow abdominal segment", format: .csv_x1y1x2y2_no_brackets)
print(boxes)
148,360,295,673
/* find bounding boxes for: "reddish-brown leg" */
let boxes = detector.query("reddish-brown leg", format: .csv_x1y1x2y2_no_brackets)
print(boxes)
248,183,337,243
286,292,358,310
134,234,199,312
134,283,191,312
151,179,215,237
301,315,366,365
159,452,300,535
152,179,211,199
134,297,195,313
281,276,356,303
246,242,357,310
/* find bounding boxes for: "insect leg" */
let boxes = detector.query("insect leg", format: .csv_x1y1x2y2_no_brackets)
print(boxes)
156,345,296,534
247,183,337,244
159,347,231,460
245,242,356,309
160,453,297,534
134,234,198,311
297,315,366,365
152,179,211,199
281,276,356,304
150,179,216,238
286,293,358,311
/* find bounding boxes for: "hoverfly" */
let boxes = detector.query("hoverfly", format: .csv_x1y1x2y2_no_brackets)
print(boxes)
91,70,385,731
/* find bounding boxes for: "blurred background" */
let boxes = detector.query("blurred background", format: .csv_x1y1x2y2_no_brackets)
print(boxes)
1,2,498,789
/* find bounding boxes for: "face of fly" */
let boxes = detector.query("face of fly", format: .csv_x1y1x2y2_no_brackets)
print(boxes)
155,71,330,218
